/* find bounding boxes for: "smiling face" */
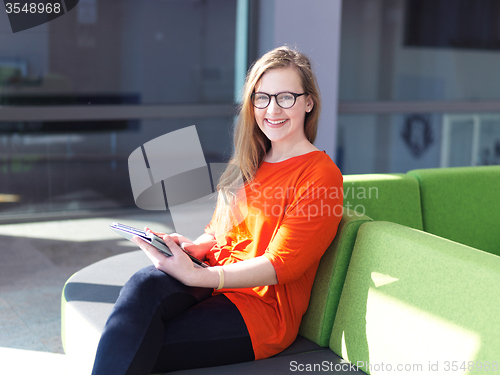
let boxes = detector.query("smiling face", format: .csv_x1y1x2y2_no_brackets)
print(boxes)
253,67,314,149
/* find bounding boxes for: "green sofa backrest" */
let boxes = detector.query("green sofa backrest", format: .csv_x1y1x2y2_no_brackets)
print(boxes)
408,166,500,256
330,221,500,374
299,208,372,347
343,174,423,230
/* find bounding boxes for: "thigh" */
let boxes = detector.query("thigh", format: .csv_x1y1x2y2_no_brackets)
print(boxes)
117,265,212,312
151,294,255,373
93,266,214,375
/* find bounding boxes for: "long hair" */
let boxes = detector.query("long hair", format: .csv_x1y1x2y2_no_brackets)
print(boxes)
212,46,322,236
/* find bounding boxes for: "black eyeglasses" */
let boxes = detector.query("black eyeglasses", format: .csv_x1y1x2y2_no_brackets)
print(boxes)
251,92,306,109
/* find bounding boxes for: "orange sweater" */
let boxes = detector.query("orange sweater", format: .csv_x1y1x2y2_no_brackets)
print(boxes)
205,151,343,360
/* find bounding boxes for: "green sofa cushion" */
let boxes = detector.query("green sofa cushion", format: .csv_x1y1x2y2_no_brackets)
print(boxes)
408,166,500,256
331,221,500,374
298,208,372,347
343,174,423,230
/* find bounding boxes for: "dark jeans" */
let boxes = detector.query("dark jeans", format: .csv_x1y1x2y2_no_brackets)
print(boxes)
91,266,255,375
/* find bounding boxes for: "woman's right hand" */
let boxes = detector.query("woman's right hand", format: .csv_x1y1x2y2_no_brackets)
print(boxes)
144,228,215,260
144,227,191,247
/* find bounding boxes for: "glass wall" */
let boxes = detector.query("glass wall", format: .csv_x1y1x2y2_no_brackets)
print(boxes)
0,0,236,105
0,118,234,218
337,0,500,174
0,0,237,220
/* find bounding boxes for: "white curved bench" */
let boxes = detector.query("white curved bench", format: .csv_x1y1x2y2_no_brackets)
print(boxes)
61,250,151,372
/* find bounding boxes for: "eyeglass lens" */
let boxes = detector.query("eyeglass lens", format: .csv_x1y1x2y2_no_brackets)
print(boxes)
253,93,297,109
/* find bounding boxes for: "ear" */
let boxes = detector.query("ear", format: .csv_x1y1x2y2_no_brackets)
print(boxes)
306,95,314,113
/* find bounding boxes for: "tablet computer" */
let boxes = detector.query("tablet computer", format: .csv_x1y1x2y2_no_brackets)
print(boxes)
110,222,208,268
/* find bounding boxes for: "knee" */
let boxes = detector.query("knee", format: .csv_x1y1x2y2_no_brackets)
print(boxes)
121,266,183,299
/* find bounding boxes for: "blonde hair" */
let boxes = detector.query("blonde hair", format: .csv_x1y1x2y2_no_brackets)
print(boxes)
213,46,322,236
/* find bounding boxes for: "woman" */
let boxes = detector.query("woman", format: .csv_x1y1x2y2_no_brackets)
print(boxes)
92,46,343,374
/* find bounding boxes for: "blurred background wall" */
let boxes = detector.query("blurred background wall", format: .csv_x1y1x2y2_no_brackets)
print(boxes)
1,0,499,222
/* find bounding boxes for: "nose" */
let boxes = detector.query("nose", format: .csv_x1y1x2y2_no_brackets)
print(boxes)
267,96,282,115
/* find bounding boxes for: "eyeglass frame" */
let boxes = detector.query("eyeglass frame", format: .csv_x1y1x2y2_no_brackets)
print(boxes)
251,92,307,109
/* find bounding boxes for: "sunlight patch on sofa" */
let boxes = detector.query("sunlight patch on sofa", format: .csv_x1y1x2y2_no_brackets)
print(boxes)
364,288,480,374
370,272,399,288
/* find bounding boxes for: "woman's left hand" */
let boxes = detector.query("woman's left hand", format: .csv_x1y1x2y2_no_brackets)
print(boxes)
132,232,197,285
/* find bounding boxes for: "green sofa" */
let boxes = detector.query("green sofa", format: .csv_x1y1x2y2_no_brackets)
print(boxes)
408,166,500,257
344,165,500,257
61,166,500,374
332,221,500,374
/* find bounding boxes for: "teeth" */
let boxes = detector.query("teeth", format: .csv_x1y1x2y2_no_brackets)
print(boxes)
267,119,286,125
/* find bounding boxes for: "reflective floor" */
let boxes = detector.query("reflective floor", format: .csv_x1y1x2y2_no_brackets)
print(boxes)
0,210,174,374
